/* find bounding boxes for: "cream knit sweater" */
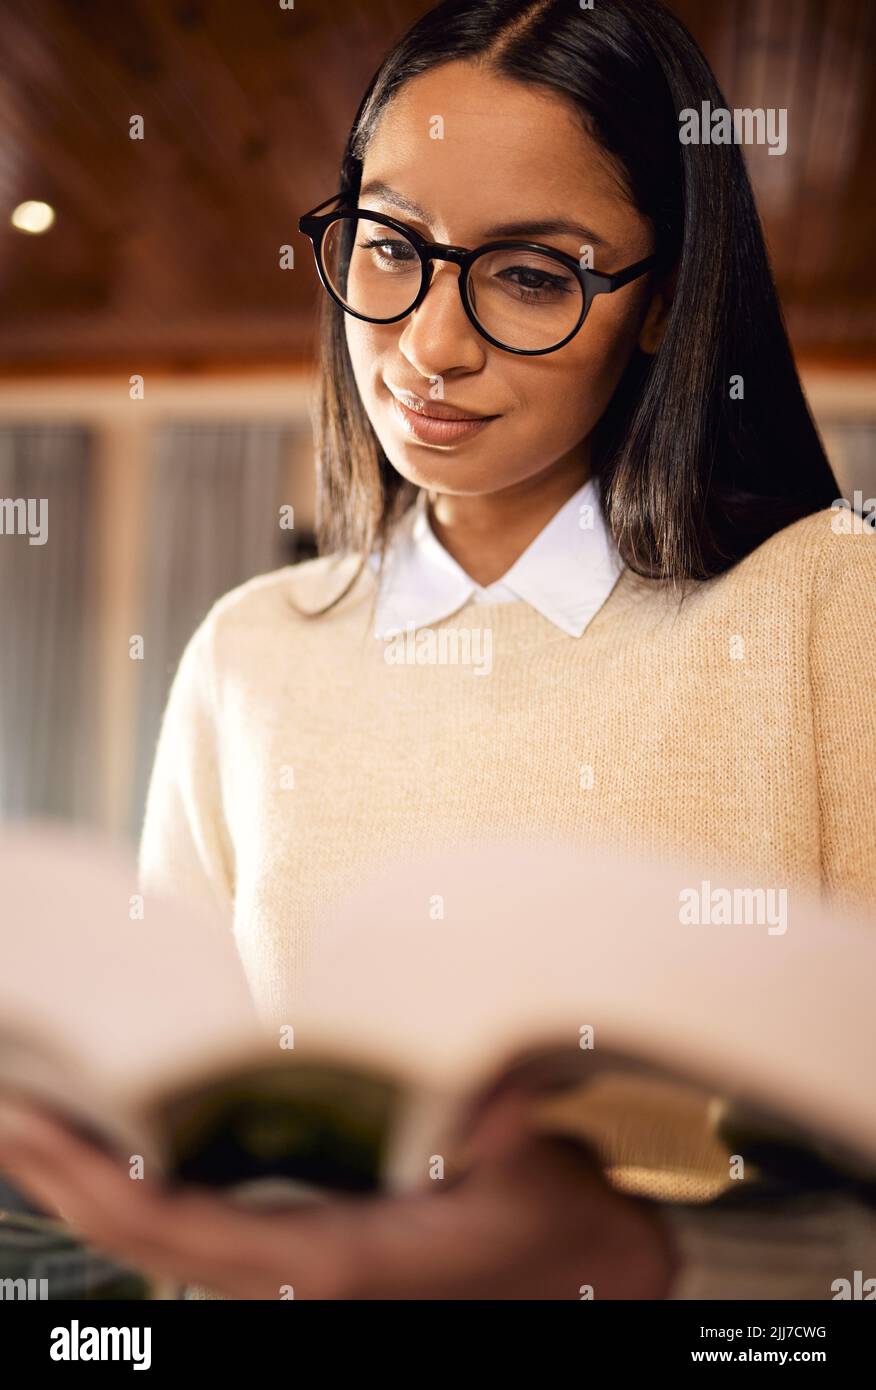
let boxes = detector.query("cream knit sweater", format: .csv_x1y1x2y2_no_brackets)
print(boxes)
138,506,876,1208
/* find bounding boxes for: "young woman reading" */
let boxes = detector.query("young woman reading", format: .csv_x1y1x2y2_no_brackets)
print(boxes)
1,0,873,1300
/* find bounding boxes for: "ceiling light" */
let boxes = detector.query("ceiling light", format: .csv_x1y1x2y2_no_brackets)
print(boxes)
10,201,56,234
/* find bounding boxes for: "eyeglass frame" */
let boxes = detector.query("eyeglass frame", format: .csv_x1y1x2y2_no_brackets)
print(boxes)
298,192,659,357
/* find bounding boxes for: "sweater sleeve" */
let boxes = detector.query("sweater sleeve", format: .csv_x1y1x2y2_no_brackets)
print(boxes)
809,520,876,915
137,611,235,927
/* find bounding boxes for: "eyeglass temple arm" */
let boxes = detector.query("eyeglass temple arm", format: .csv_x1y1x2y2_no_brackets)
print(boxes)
300,191,347,222
600,253,659,293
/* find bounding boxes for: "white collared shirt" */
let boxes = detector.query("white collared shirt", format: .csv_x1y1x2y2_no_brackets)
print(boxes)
367,476,624,639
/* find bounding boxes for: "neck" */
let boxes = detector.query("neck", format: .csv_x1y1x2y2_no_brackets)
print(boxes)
426,448,590,587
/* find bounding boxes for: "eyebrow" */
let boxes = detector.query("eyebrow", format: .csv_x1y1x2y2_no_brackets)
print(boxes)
357,180,608,248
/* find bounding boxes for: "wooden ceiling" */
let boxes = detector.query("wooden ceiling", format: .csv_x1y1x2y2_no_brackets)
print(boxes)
0,0,873,373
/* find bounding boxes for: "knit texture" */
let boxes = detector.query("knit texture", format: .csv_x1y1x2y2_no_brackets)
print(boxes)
139,503,875,951
138,506,875,1215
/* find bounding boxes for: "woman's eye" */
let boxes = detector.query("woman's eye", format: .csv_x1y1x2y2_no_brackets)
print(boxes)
358,238,418,268
499,266,575,299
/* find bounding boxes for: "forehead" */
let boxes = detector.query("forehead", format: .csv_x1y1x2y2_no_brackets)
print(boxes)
361,61,630,242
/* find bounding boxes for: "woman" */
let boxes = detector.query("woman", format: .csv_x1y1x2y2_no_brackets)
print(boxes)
1,0,873,1299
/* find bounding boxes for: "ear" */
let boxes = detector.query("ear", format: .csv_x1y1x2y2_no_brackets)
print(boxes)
637,265,677,355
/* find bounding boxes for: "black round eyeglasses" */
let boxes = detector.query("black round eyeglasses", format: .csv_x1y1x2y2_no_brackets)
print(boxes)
298,193,658,357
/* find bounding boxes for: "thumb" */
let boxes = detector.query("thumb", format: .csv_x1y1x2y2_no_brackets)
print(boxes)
460,1083,537,1164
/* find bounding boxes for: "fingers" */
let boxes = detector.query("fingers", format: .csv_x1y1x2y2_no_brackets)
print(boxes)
0,1097,632,1300
0,1099,359,1298
460,1083,535,1162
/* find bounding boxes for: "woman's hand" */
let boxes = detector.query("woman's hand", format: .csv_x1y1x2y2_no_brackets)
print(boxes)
0,1087,678,1299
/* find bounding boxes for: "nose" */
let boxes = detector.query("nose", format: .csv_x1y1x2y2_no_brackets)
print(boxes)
396,260,485,379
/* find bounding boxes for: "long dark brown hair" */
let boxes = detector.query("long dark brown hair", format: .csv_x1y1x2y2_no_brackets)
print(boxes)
298,0,837,617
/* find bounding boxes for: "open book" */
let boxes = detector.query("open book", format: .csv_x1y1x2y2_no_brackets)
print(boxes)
1,820,875,1215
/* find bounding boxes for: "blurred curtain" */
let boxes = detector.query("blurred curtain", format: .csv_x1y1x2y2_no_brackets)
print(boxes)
129,422,297,839
0,425,97,822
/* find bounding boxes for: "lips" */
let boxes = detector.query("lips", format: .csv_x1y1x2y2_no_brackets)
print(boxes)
388,392,497,445
387,386,496,421
385,384,500,446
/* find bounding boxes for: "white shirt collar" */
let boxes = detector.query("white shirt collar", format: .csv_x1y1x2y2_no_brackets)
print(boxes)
368,476,624,640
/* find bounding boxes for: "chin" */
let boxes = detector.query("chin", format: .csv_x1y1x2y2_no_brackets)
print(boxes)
390,452,510,497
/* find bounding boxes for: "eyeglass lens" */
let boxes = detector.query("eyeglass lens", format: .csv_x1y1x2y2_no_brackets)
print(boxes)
321,214,586,351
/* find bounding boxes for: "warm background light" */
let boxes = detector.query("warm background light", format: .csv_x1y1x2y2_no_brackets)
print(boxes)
10,199,56,234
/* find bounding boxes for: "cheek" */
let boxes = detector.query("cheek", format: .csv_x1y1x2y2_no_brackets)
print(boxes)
559,303,643,430
516,311,639,446
343,318,376,395
345,318,400,413
343,319,405,460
